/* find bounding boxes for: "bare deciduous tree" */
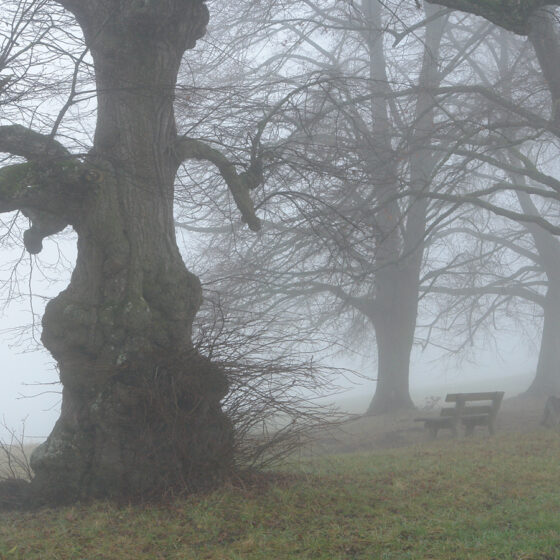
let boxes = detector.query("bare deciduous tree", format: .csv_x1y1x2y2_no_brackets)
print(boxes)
182,1,499,415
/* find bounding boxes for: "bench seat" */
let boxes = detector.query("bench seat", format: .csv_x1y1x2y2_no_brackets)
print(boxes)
415,391,504,438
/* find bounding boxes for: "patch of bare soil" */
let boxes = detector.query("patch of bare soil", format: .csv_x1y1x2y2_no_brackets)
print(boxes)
303,395,553,456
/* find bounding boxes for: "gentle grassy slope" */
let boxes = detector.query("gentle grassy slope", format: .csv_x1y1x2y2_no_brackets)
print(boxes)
1,432,559,559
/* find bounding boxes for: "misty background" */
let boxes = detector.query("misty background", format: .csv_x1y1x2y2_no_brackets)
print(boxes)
0,232,537,441
0,0,554,440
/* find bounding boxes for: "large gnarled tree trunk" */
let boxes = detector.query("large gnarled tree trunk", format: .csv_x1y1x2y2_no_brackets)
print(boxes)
0,0,261,504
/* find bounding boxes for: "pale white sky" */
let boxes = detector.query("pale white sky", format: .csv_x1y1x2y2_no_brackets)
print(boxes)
0,231,72,442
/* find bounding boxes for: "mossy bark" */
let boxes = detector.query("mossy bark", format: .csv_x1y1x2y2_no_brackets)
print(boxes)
28,1,233,504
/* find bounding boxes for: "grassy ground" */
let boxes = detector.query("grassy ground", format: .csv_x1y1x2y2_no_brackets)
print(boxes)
1,430,559,559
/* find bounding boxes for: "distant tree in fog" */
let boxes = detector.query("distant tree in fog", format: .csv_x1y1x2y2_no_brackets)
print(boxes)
188,1,560,411
427,0,560,35
419,24,560,396
182,1,525,414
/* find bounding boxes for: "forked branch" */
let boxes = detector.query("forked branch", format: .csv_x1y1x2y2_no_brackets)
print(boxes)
176,137,263,231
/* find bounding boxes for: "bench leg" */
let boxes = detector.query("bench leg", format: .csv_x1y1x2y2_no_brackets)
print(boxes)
465,423,475,436
428,425,438,439
488,421,495,436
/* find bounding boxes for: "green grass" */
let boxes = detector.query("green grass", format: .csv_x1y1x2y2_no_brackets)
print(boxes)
1,432,560,559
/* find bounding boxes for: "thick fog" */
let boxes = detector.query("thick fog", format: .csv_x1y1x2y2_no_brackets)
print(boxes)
0,1,556,450
0,224,540,442
0,311,537,442
0,2,555,439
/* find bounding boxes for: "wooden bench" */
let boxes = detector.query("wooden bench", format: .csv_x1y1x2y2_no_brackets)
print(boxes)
415,391,505,438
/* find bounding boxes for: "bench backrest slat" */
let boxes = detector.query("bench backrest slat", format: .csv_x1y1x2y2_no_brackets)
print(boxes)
439,391,504,420
445,391,504,402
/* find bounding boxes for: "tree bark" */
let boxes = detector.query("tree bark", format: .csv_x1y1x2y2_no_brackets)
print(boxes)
427,0,559,35
526,287,560,396
495,26,560,399
365,271,417,415
514,191,560,397
23,1,234,504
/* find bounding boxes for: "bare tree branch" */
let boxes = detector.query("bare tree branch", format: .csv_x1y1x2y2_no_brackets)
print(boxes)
0,124,69,161
422,283,546,306
427,0,559,34
176,136,262,231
